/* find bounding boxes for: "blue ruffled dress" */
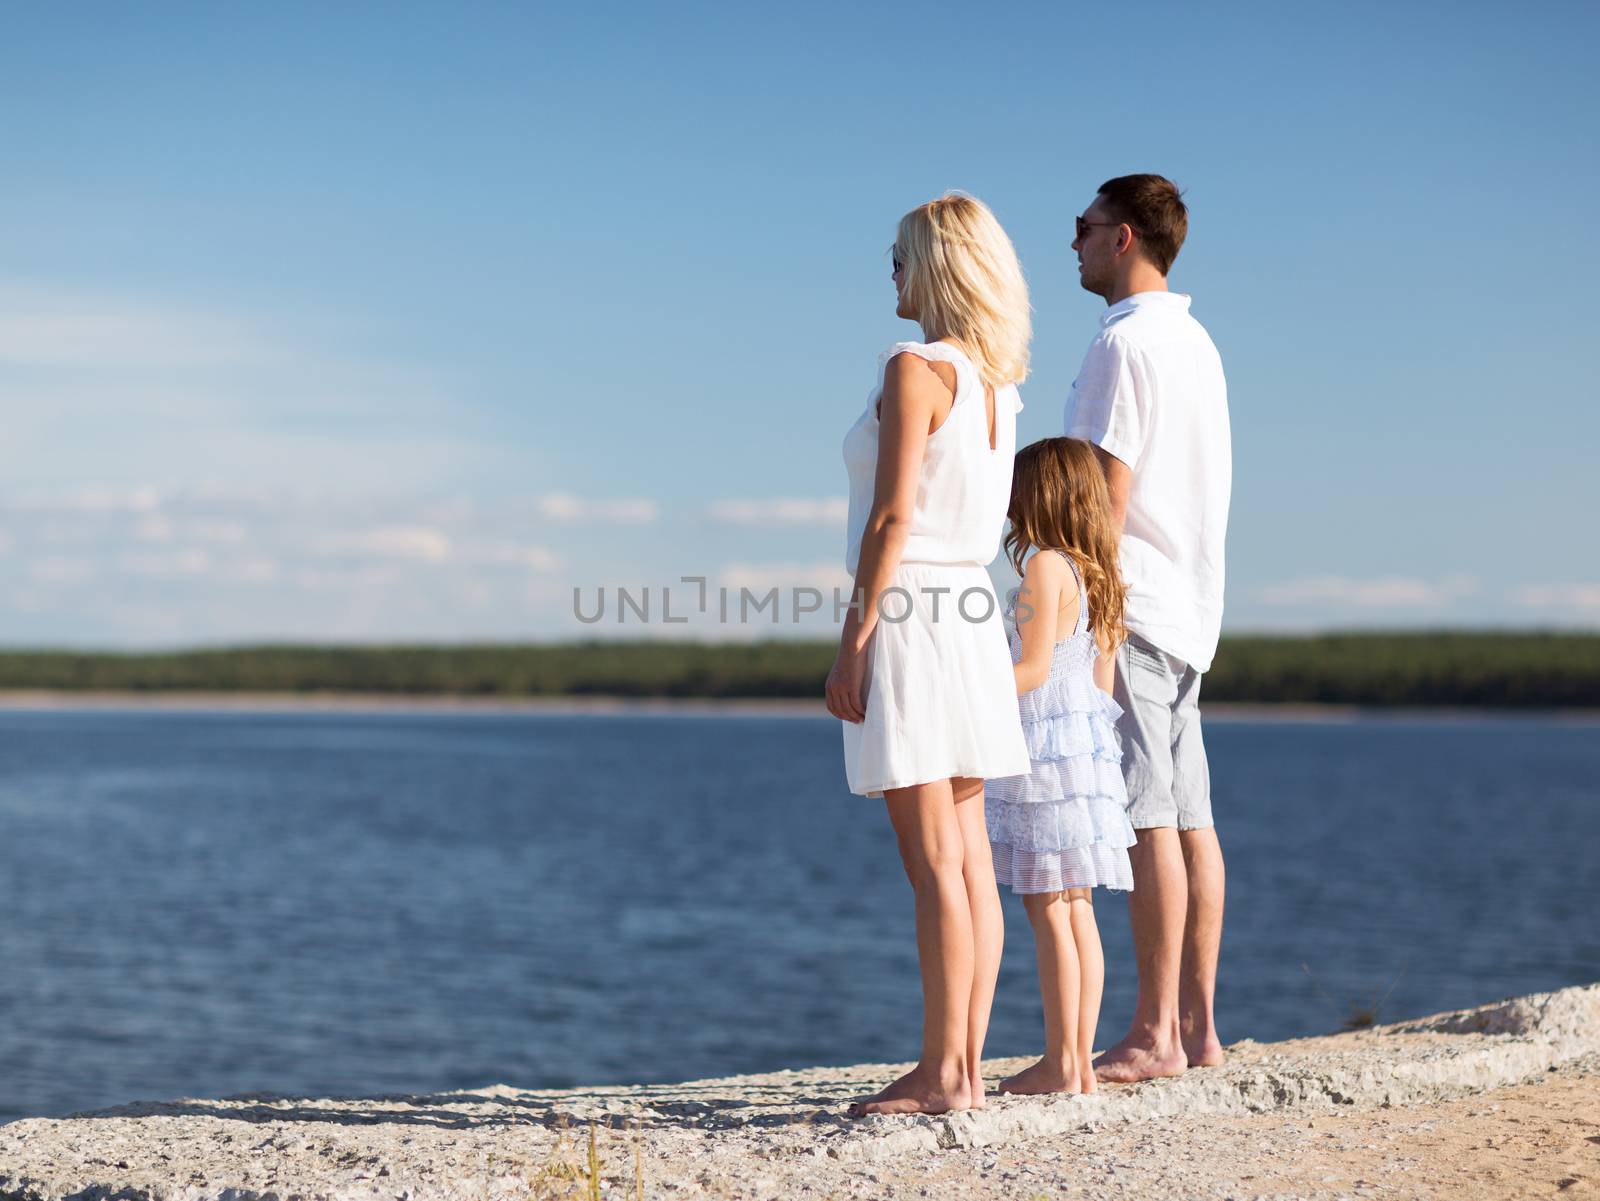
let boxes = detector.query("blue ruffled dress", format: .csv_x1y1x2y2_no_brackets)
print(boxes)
987,551,1136,894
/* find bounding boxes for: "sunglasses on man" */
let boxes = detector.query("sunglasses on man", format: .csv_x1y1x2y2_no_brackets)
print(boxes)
1075,215,1129,240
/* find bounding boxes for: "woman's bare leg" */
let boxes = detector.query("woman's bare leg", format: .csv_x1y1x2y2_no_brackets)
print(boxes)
952,778,1002,1108
1067,889,1103,1094
999,892,1081,1094
850,778,974,1116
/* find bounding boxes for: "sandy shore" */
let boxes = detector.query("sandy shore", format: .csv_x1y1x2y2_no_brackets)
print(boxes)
2,983,1596,1200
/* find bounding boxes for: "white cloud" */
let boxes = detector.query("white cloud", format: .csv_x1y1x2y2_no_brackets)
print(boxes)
0,280,497,497
291,563,404,592
188,520,249,545
17,484,165,515
303,526,564,572
133,516,175,542
118,549,212,578
708,497,849,526
1257,575,1480,609
0,285,271,370
720,560,853,595
27,557,97,585
537,493,658,524
313,525,453,564
129,514,248,545
230,558,280,584
0,485,580,645
1513,584,1600,613
465,542,561,571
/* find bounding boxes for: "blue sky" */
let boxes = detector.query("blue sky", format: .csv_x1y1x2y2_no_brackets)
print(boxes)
2,1,1596,646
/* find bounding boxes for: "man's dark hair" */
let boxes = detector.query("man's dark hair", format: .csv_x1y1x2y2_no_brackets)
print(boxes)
1097,174,1187,275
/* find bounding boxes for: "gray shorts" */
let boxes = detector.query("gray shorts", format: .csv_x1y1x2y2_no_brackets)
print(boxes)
1112,633,1215,831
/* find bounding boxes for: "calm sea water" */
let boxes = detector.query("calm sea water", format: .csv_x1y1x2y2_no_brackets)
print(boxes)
1,708,1596,1123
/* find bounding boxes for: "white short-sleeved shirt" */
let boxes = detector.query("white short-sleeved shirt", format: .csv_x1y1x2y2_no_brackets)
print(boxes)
1062,292,1231,673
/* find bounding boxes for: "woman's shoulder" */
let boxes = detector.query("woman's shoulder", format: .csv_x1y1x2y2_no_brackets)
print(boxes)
878,339,973,371
878,343,960,402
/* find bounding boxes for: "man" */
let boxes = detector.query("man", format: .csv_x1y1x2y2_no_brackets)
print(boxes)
1063,174,1231,1082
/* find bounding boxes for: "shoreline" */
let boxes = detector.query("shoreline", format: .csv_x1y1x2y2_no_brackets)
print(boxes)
2,983,1595,1200
1,688,1598,723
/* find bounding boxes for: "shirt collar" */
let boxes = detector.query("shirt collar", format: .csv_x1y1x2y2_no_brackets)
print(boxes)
1100,291,1192,327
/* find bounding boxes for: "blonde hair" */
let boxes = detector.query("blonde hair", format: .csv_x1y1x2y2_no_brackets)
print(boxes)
893,193,1031,389
1003,437,1127,657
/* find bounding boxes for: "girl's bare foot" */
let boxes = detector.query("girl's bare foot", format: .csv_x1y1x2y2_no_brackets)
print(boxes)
848,1066,971,1117
997,1058,1080,1095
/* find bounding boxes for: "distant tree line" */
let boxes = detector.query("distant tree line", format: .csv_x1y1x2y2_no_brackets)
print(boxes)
0,632,1597,707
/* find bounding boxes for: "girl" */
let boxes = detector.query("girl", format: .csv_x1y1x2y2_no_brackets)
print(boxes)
826,194,1032,1116
988,436,1136,1095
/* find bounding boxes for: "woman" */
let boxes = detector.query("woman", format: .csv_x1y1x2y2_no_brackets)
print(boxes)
826,193,1031,1115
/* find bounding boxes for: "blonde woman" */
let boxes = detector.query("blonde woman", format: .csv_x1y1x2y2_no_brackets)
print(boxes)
826,193,1032,1116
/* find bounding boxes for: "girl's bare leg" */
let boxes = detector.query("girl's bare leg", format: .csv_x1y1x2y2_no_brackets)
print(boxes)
1067,889,1103,1094
999,892,1082,1094
850,778,974,1116
952,778,1002,1108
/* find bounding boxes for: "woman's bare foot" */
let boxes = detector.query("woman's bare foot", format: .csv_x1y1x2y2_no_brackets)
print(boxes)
1077,1068,1099,1095
848,1066,971,1117
1092,1036,1187,1084
997,1058,1080,1095
1182,1033,1225,1068
969,1069,987,1110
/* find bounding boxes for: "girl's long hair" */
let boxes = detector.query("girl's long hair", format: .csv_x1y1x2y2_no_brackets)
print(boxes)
893,193,1030,389
1003,437,1127,656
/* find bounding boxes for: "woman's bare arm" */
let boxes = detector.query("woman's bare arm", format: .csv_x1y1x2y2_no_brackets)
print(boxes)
826,353,952,722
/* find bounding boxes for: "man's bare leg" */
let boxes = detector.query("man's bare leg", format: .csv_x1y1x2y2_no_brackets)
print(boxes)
1178,826,1225,1067
1094,826,1189,1082
850,778,974,1116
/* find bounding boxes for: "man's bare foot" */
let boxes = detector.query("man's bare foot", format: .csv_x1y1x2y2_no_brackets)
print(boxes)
997,1058,1080,1095
1182,1032,1225,1068
848,1066,971,1117
1093,1037,1187,1083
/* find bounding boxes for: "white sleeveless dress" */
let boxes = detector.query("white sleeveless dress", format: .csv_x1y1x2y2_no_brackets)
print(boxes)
987,551,1136,893
839,341,1031,796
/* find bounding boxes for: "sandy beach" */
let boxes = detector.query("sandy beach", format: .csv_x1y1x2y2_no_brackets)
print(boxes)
2,983,1595,1200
